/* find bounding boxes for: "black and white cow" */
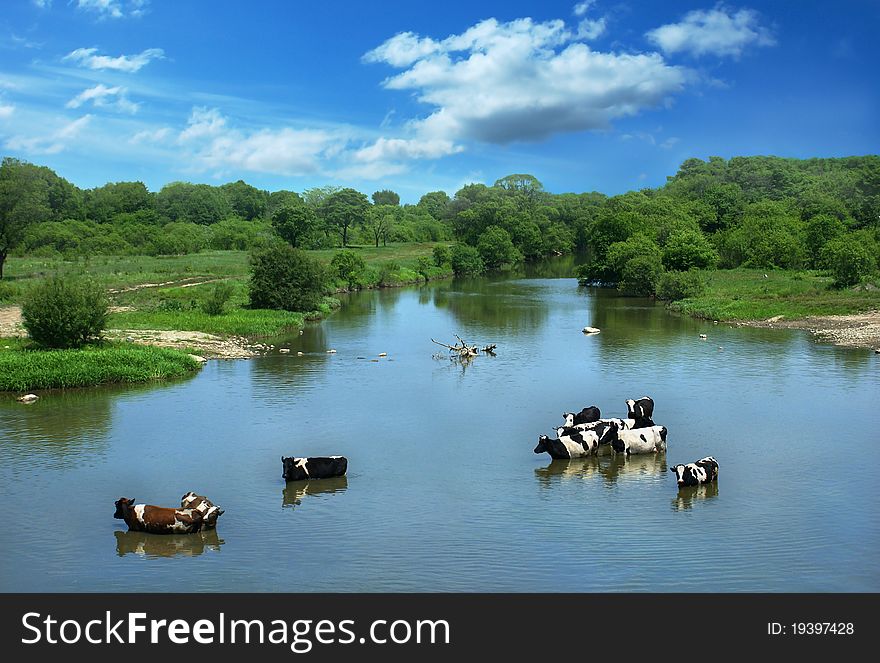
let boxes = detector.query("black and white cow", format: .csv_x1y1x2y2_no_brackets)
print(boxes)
669,457,719,487
535,423,617,459
281,456,348,482
625,396,655,428
555,420,621,448
180,492,224,529
610,425,667,455
561,405,601,427
559,417,636,435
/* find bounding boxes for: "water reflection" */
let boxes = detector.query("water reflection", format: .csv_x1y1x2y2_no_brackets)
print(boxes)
114,528,225,558
282,476,349,509
671,482,719,511
431,279,551,331
600,453,667,485
535,457,602,487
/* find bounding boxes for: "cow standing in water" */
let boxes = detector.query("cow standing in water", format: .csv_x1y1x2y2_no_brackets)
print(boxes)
535,423,618,459
670,457,719,487
282,456,348,482
625,396,655,428
611,425,668,455
180,492,224,528
113,497,204,534
561,406,601,427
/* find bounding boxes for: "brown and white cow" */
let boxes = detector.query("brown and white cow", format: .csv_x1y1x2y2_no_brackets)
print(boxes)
180,492,224,529
113,497,204,534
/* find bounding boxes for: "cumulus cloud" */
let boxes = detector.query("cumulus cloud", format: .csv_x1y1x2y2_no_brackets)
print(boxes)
63,47,164,72
366,17,686,145
32,0,52,8
178,107,347,176
0,103,14,119
6,115,92,155
646,5,775,58
66,83,139,113
577,17,606,40
573,1,595,16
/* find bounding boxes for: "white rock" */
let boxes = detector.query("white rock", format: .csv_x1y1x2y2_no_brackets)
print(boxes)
188,354,208,363
582,327,601,334
17,394,39,404
327,349,337,354
279,348,290,354
378,352,387,357
699,334,707,339
297,351,304,356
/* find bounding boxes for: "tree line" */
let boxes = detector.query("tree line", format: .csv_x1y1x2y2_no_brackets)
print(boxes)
1,154,878,288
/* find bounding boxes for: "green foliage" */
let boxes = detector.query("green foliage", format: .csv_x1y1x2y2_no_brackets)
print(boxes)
272,203,319,248
156,182,232,225
320,188,370,247
477,225,521,269
433,244,451,266
418,191,451,220
330,250,367,289
804,214,847,268
822,236,876,287
220,180,268,220
416,256,432,282
21,274,109,348
0,343,200,392
450,243,484,276
618,254,664,296
606,234,662,282
662,229,719,271
372,190,400,206
200,281,235,315
656,270,707,301
249,244,326,312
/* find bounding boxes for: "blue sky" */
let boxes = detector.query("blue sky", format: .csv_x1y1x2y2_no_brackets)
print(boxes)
1,1,877,202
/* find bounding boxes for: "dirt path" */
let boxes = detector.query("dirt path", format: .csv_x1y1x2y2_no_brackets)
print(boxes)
0,305,263,359
107,277,225,294
736,310,880,351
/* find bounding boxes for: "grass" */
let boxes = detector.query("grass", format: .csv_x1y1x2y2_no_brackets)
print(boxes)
667,268,880,321
0,338,201,392
108,308,307,337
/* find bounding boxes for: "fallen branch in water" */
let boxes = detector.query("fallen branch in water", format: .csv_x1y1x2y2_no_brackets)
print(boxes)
431,335,497,360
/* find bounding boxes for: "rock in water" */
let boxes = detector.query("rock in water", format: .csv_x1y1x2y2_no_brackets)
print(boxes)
17,394,39,404
582,327,601,334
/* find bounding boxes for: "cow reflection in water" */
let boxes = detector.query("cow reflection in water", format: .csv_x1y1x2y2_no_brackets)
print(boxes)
672,482,719,511
600,453,666,485
534,457,602,488
114,529,224,558
282,476,349,509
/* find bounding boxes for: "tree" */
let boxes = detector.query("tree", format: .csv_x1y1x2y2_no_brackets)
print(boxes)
804,214,846,268
822,236,875,287
0,158,52,279
365,205,397,247
433,245,451,267
220,180,268,220
662,229,718,271
330,250,366,289
156,182,232,225
21,274,108,348
372,190,400,206
249,244,326,312
418,191,451,220
494,174,545,204
606,234,662,282
85,181,153,223
272,204,318,248
449,244,484,275
320,188,370,247
477,225,521,269
619,254,664,296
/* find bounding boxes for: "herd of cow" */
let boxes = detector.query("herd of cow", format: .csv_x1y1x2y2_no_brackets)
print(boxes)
534,396,720,489
113,397,717,536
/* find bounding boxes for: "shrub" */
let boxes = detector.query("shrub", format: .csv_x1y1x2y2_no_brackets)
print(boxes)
201,281,235,315
618,254,664,296
377,261,401,286
477,225,521,269
822,236,875,287
656,270,707,301
450,244,484,276
662,230,718,271
21,275,109,348
417,256,432,282
330,250,366,289
433,245,451,267
606,235,662,282
249,244,326,312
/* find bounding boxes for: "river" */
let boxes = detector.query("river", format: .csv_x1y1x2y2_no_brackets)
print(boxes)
1,266,878,591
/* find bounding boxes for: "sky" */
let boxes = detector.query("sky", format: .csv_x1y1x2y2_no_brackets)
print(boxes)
0,0,877,202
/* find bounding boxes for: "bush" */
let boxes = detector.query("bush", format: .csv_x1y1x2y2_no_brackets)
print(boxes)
417,256,432,282
477,225,521,269
618,254,663,296
662,230,718,271
330,250,366,289
201,281,235,315
822,236,875,287
450,244,484,276
21,275,109,348
433,245,451,267
656,270,707,301
606,235,662,282
249,244,326,312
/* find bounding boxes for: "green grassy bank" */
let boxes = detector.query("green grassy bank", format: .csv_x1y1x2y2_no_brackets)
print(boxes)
0,338,201,392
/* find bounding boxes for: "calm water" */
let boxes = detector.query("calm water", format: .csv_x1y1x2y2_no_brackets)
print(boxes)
1,268,879,592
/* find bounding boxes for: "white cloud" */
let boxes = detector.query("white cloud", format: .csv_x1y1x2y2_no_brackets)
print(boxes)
6,115,92,155
66,83,139,113
573,1,595,17
367,17,686,145
32,0,52,8
577,17,606,40
646,5,775,58
130,127,170,143
75,0,148,19
63,47,164,72
0,103,14,119
178,107,348,176
353,137,462,163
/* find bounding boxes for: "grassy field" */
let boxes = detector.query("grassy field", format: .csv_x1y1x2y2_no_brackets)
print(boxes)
0,338,200,392
667,269,880,320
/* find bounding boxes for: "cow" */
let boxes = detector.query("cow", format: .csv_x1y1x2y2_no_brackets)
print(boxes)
113,497,204,534
669,457,719,487
625,396,655,427
610,425,667,456
562,406,601,427
282,456,348,482
180,492,224,529
555,420,621,448
535,423,617,459
559,417,636,434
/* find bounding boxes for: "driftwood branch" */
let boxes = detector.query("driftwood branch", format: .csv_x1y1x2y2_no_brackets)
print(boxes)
431,335,497,360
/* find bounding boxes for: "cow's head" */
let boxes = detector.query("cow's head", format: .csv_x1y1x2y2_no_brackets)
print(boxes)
562,413,575,427
669,465,692,486
534,435,551,454
596,421,619,446
114,497,135,519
